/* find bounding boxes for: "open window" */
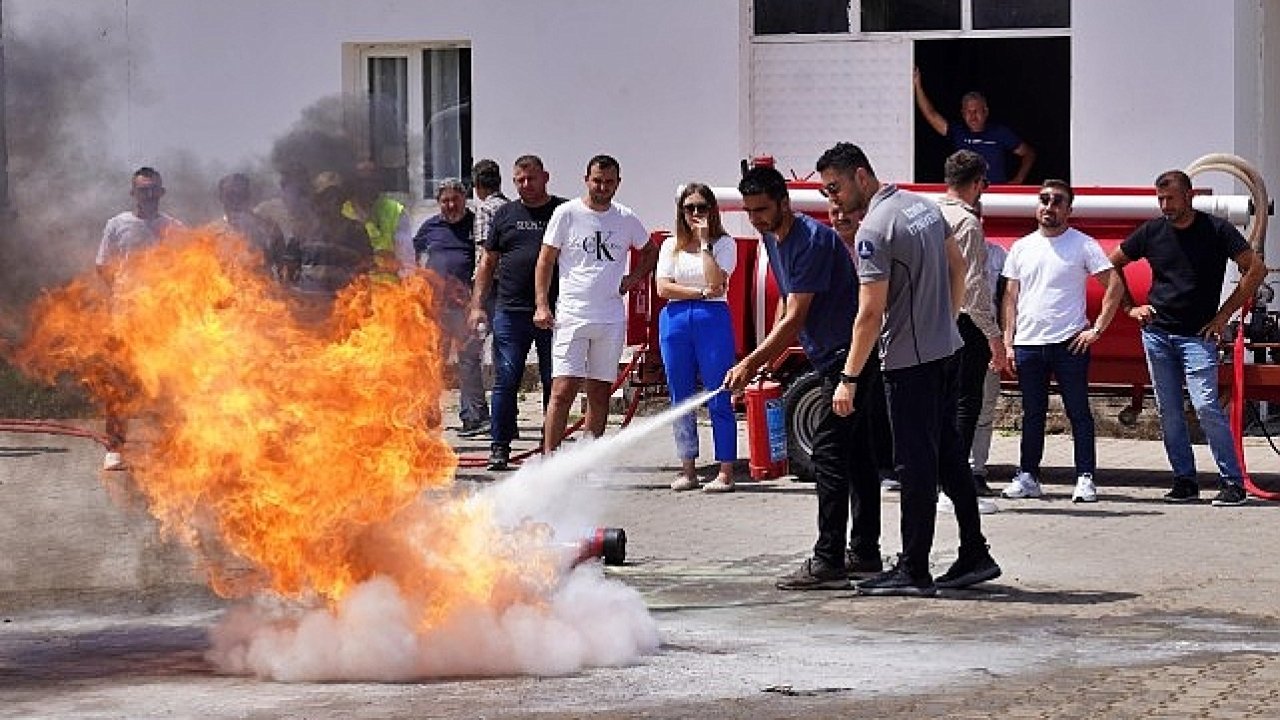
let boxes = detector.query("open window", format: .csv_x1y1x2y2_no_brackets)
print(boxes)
913,37,1071,185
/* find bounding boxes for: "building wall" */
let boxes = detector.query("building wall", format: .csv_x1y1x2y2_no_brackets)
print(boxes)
5,0,747,229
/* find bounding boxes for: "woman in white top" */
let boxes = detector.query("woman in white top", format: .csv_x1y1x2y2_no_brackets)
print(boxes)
655,183,738,492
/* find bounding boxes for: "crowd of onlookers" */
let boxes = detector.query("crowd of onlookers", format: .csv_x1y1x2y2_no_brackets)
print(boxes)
93,76,1265,598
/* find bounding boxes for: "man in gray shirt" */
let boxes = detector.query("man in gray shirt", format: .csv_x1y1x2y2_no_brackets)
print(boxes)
818,142,1000,597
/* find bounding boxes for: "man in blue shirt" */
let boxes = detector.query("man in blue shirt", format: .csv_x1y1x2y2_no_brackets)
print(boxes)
914,68,1036,185
415,177,489,436
724,165,883,591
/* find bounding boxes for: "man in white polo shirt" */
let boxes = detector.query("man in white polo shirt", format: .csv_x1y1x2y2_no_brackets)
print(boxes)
534,154,658,453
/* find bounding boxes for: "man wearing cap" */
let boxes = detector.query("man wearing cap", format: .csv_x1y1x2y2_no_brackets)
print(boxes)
415,178,489,436
342,160,415,279
293,171,374,302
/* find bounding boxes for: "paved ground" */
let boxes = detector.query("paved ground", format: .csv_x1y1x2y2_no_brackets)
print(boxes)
2,394,1280,719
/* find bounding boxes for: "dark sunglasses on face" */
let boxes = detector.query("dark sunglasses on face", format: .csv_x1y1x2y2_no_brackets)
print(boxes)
683,203,710,215
1038,193,1069,207
818,181,841,198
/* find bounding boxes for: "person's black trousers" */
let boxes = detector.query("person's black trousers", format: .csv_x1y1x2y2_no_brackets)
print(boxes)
883,353,988,578
808,358,883,568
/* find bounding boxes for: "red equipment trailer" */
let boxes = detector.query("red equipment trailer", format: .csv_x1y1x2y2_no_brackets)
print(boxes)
626,161,1277,484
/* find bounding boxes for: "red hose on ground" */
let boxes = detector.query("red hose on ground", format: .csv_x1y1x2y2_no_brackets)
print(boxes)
0,345,652,472
1231,303,1280,501
0,419,111,447
452,344,650,469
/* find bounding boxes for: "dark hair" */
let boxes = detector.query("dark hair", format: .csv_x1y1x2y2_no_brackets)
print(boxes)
737,165,788,202
218,172,251,193
514,155,545,172
1041,178,1074,203
586,154,620,175
674,182,727,248
133,166,162,183
944,150,988,188
471,158,502,191
815,142,876,179
1155,170,1192,192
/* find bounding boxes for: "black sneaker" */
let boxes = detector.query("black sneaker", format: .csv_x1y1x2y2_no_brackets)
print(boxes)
487,445,511,471
1163,478,1201,503
775,558,850,591
935,549,1002,589
856,561,936,597
459,419,491,438
846,550,884,578
973,473,995,497
1212,484,1248,507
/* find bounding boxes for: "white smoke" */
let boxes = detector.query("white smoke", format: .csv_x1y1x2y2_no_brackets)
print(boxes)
203,391,720,681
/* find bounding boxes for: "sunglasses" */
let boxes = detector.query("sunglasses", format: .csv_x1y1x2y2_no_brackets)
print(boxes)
1038,193,1069,207
682,202,710,215
818,181,841,198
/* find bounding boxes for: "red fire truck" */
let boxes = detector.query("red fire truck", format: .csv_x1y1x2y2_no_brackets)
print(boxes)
625,154,1277,485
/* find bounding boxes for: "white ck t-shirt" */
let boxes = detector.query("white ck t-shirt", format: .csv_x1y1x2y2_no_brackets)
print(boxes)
1003,226,1111,345
654,233,737,303
543,197,650,324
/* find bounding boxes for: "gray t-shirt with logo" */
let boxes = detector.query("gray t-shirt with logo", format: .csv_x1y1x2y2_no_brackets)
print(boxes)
853,184,962,371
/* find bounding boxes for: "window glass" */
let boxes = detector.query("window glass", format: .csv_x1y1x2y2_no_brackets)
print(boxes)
973,0,1070,29
861,0,960,32
754,0,849,35
367,57,409,193
422,48,472,198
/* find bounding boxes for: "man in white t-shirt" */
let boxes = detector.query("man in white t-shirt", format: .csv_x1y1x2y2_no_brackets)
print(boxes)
1001,179,1123,503
96,166,185,471
534,155,658,453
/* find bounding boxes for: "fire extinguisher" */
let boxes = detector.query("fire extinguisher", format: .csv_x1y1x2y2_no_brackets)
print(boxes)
745,377,788,480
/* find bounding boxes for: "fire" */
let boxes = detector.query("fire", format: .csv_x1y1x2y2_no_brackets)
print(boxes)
12,227,561,628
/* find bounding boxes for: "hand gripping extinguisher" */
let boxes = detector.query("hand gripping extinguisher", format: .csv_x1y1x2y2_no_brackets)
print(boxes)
745,376,788,480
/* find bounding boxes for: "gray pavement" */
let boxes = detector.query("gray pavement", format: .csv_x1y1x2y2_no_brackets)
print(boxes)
3,394,1280,719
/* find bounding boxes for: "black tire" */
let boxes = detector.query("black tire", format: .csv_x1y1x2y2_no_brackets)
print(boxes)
782,370,825,483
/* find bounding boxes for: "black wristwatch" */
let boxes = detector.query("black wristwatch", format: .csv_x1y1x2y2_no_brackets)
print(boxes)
839,372,860,385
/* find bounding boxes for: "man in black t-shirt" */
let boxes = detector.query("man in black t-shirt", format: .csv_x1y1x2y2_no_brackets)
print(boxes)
468,155,566,470
1111,170,1266,506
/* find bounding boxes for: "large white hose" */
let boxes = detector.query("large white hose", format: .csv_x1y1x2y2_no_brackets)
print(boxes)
1184,153,1269,261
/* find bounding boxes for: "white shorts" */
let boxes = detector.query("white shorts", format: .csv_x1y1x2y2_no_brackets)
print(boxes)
552,320,627,382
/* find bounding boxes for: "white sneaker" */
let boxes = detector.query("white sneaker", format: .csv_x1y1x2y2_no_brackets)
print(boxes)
1072,473,1098,503
102,451,127,471
1002,471,1042,499
937,495,998,514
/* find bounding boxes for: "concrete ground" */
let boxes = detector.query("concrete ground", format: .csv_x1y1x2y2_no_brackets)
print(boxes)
3,394,1280,719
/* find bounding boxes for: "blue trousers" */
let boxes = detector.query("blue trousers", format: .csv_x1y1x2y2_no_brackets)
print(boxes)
1141,328,1242,485
1014,341,1094,476
489,309,552,447
657,301,737,462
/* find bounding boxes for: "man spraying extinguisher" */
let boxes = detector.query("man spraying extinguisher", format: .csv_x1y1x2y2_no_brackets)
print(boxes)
724,165,884,592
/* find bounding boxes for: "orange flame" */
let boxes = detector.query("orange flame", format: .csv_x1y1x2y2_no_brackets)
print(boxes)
13,228,558,626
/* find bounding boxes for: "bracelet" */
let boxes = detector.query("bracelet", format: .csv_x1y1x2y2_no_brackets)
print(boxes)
839,372,860,385
700,287,709,300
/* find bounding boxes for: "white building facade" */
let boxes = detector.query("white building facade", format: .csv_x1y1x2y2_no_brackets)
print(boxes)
5,0,1278,257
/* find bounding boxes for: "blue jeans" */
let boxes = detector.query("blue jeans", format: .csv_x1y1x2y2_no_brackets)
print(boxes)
1014,341,1094,476
1141,328,1243,485
490,310,552,447
657,301,736,462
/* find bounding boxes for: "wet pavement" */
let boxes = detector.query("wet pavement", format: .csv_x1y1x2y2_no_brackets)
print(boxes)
3,398,1280,718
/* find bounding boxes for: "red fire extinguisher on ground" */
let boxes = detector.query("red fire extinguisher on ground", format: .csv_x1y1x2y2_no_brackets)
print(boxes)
745,377,788,480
